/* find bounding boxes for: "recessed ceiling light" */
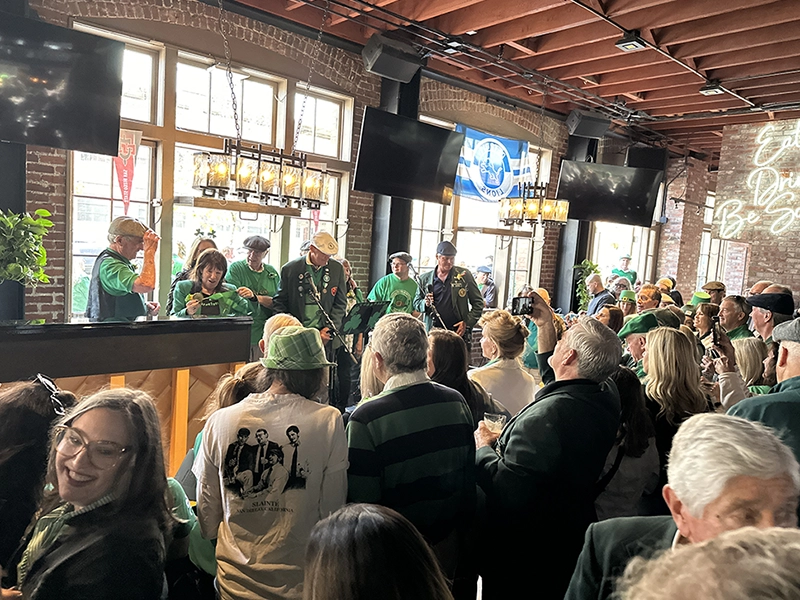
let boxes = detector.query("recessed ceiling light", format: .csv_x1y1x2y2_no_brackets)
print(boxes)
615,30,647,52
444,48,459,54
465,30,477,36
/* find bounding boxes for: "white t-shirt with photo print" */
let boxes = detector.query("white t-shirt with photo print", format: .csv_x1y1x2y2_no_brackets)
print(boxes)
194,391,348,600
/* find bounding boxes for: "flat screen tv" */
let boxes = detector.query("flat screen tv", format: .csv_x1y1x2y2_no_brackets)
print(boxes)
0,11,124,155
353,107,465,203
555,160,663,227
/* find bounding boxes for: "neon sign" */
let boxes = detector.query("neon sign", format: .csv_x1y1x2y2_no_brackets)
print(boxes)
717,120,800,238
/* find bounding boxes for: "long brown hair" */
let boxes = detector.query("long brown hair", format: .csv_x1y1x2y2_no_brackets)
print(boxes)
304,504,454,600
42,389,174,531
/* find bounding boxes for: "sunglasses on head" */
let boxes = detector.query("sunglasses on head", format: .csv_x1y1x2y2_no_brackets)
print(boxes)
35,373,66,417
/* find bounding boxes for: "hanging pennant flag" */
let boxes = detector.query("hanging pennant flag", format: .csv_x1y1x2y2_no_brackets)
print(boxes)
453,125,529,203
113,129,142,215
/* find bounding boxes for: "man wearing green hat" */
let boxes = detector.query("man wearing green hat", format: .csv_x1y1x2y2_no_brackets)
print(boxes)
611,254,637,286
413,240,483,347
195,325,347,600
86,215,160,322
618,312,660,378
367,251,420,316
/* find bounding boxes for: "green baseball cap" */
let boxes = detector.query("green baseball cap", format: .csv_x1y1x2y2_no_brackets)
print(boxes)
618,312,659,340
618,290,637,303
691,291,711,306
261,326,335,370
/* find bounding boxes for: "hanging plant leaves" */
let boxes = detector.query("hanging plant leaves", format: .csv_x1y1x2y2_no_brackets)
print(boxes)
0,209,54,286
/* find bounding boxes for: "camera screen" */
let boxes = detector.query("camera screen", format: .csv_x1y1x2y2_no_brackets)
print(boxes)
511,296,533,316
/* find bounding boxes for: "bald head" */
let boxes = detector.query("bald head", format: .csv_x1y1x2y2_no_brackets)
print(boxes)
586,274,603,295
748,280,773,296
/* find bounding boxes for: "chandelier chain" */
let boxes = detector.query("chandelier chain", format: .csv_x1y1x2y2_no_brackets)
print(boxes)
293,0,332,154
216,0,241,145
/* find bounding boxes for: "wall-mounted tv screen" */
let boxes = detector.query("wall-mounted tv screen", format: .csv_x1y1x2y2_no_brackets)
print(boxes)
353,107,465,204
556,160,663,227
0,11,124,156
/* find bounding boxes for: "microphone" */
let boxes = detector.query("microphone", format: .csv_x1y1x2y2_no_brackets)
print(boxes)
427,284,433,294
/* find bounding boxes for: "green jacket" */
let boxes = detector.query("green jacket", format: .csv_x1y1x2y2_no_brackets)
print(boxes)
728,375,800,467
170,281,252,318
564,516,677,600
475,350,621,598
412,266,484,331
726,324,754,341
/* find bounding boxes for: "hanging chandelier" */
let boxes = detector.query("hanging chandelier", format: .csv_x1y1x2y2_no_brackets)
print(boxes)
499,181,569,227
192,139,328,209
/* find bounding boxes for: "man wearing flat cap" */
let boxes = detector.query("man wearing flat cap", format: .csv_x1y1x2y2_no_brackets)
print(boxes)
227,235,281,360
476,265,498,309
729,318,800,471
413,240,484,348
86,216,160,322
367,251,420,316
273,231,347,354
702,280,727,305
747,292,795,345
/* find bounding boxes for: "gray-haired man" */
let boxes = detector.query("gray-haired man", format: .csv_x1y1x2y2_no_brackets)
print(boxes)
475,292,623,599
565,413,800,600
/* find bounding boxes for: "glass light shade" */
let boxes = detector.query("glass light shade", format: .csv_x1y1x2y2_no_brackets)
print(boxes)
509,197,524,220
235,156,258,193
303,170,324,203
498,197,511,221
258,161,280,196
192,152,210,190
442,185,454,206
207,153,231,189
524,197,541,221
281,165,302,199
554,200,570,222
540,198,557,221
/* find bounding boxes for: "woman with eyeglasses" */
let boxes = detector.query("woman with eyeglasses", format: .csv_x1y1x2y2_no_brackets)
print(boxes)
0,376,76,570
1,388,174,600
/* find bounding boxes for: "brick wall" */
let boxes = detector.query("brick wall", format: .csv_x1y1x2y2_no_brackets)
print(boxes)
418,79,569,291
656,157,710,295
716,118,800,296
26,0,381,319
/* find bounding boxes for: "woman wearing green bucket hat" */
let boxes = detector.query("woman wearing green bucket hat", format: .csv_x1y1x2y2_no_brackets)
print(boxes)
194,326,346,600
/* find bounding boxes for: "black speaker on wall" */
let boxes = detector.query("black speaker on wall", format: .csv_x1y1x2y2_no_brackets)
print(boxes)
362,34,422,83
626,146,669,171
566,109,611,139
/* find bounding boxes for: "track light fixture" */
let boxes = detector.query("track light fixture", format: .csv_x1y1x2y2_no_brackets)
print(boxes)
699,80,725,96
615,30,647,52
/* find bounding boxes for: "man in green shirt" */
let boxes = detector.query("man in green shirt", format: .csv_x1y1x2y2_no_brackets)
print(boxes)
719,295,754,341
367,251,420,316
86,216,159,322
226,235,281,360
611,253,638,286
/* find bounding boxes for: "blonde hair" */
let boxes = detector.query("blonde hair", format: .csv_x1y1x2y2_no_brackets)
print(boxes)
204,362,266,420
478,310,529,359
359,345,382,401
618,527,800,600
733,338,767,387
644,327,708,424
262,313,302,347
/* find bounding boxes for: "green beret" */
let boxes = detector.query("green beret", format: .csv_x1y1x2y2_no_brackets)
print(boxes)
618,312,660,340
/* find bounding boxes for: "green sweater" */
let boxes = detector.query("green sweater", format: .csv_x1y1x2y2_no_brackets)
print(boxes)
346,376,475,544
225,260,280,344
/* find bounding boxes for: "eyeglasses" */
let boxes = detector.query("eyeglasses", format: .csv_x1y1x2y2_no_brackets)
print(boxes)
54,425,130,470
35,373,66,417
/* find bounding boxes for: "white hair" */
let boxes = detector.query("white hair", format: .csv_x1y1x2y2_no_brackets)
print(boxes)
371,313,428,376
567,316,622,382
668,414,800,517
618,527,800,600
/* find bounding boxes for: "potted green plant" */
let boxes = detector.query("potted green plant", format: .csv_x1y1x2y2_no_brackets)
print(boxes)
573,258,600,312
0,208,54,285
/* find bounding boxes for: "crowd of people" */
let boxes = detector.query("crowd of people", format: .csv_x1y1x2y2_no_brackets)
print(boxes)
4,227,800,599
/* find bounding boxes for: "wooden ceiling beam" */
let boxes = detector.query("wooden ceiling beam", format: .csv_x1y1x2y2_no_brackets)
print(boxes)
518,39,622,70
548,73,701,103
430,0,563,36
631,94,747,112
474,4,598,48
655,0,800,46
237,0,368,41
672,22,800,60
644,111,800,130
565,61,689,87
645,99,749,117
328,0,398,27
386,0,486,24
710,56,800,83
735,82,800,99
695,40,800,71
749,91,800,105
540,50,671,81
730,72,800,91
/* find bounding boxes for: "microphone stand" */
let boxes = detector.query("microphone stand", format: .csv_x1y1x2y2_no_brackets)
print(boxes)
409,263,448,330
306,283,358,366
